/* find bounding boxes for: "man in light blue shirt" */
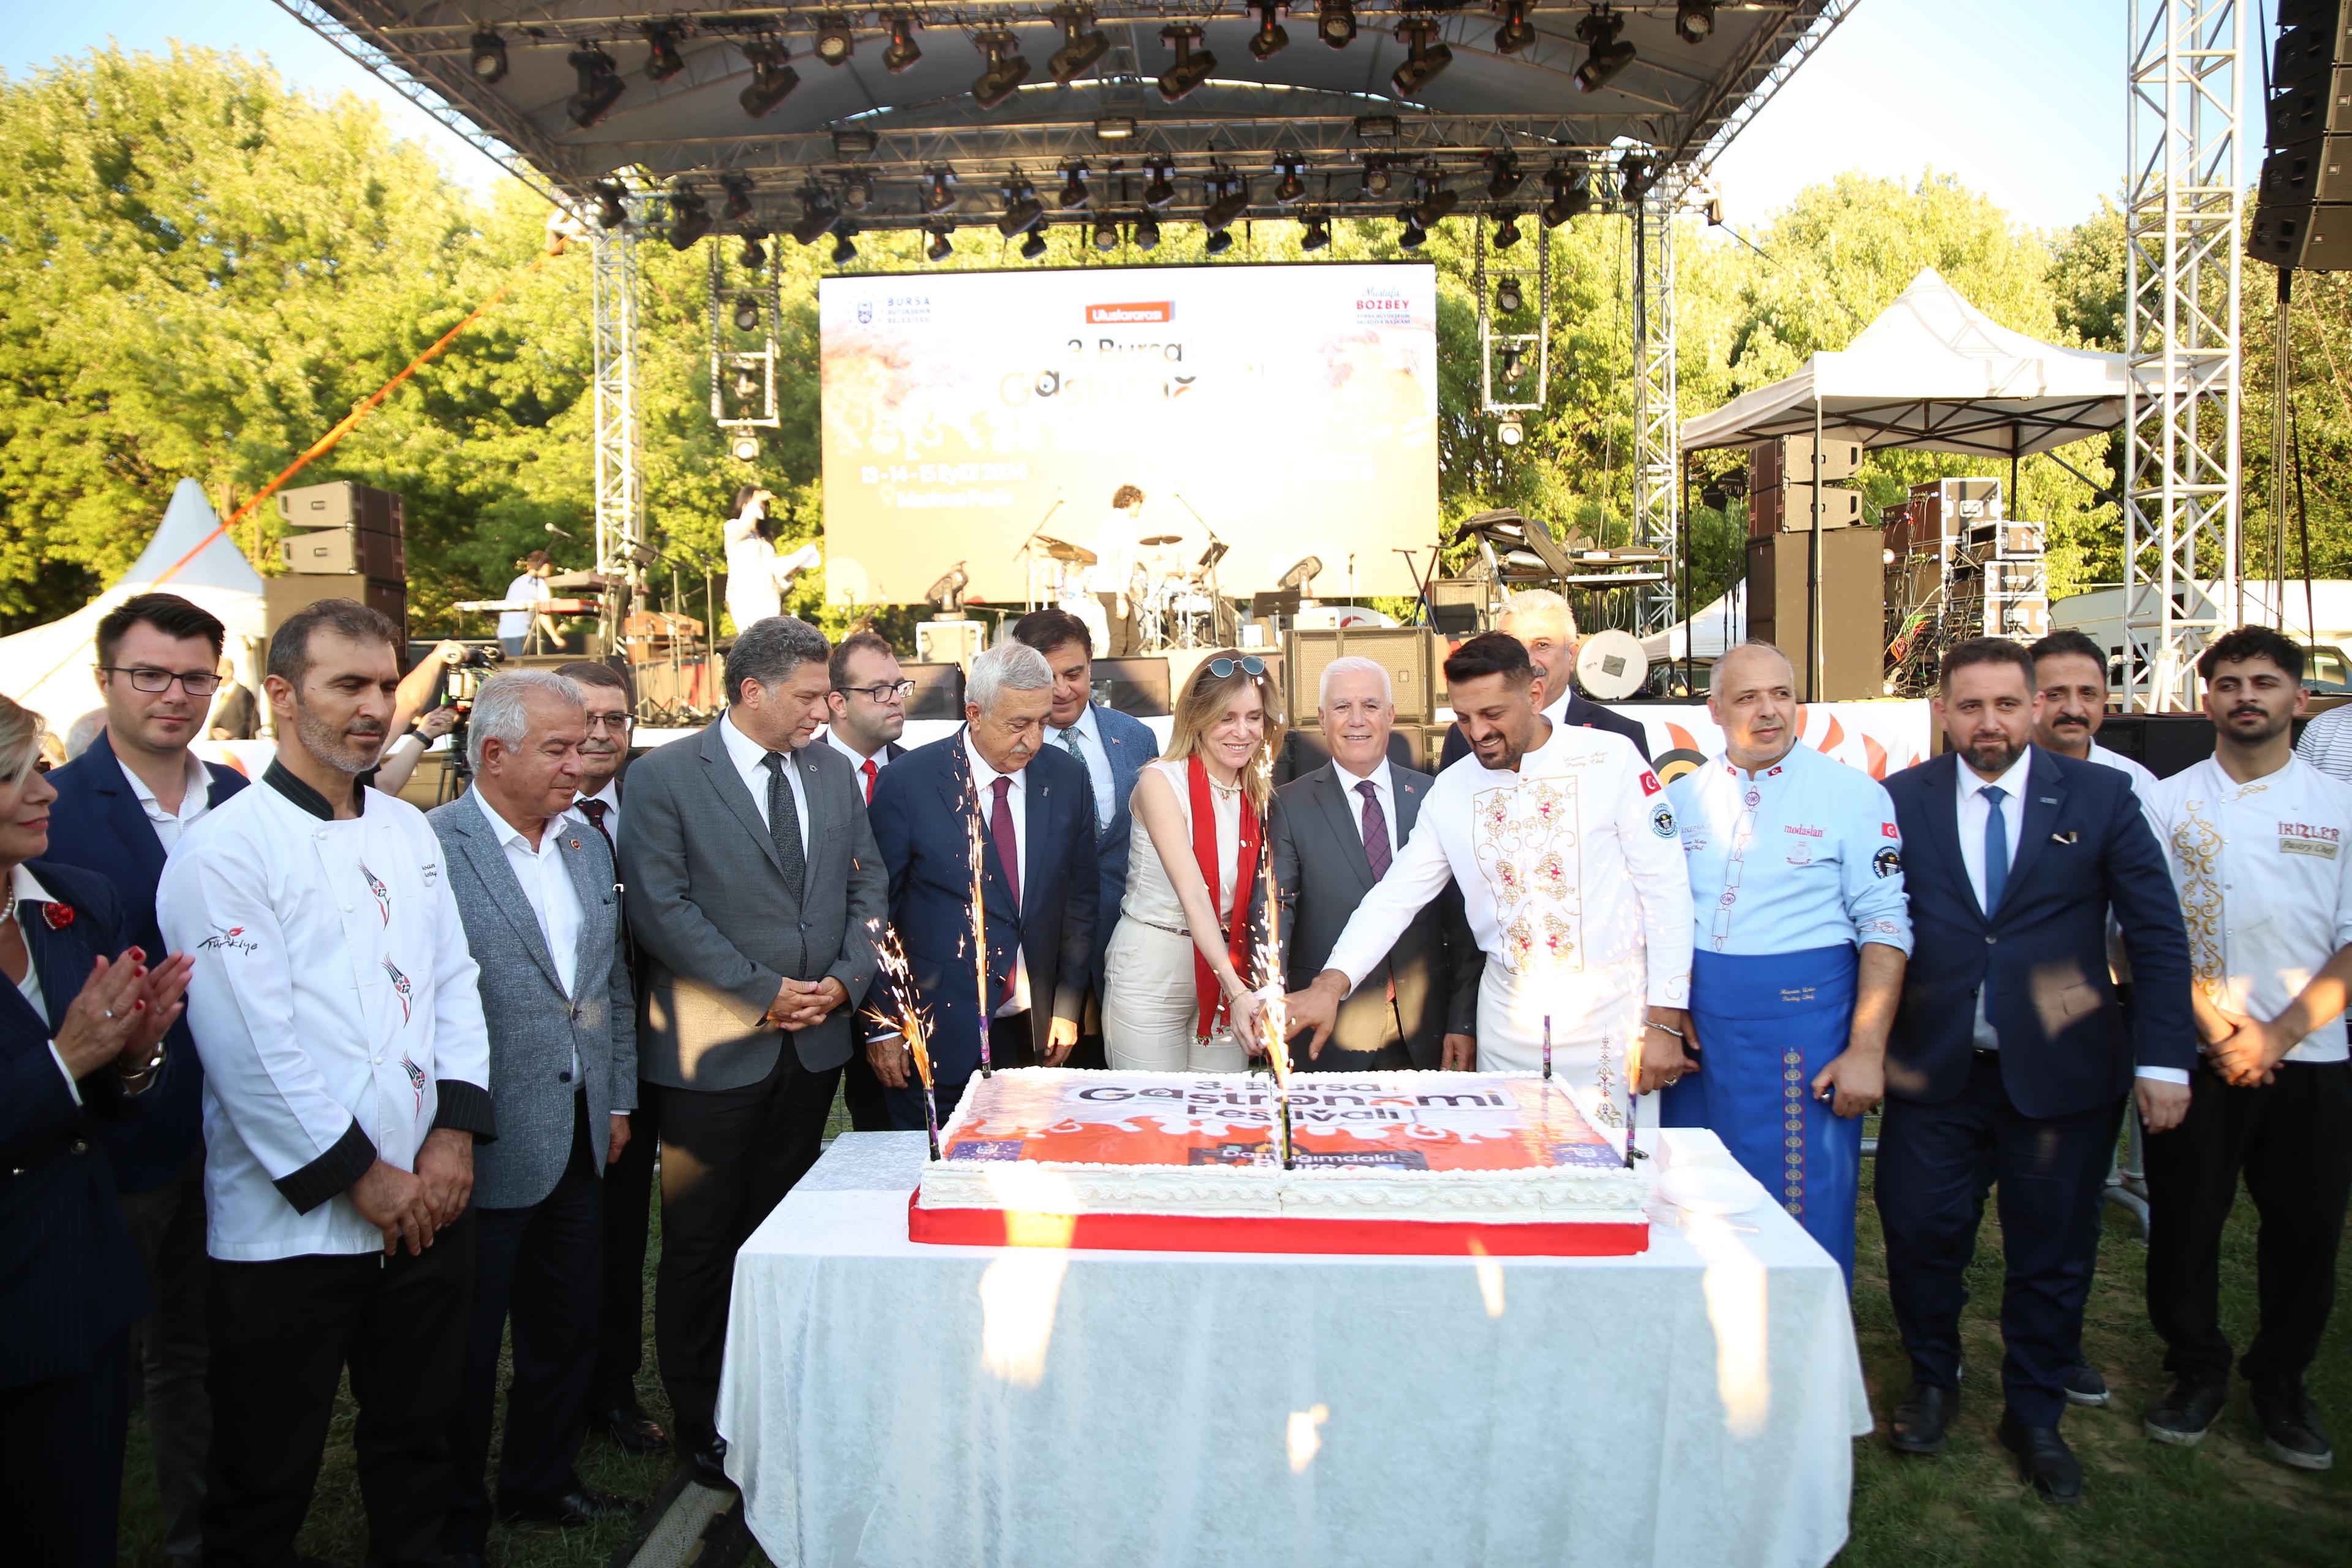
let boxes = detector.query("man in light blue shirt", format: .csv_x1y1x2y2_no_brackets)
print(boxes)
1662,642,1912,1283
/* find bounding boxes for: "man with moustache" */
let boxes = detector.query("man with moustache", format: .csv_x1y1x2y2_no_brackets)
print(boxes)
2139,628,2352,1470
159,598,494,1566
1874,637,2194,1504
1436,589,1651,768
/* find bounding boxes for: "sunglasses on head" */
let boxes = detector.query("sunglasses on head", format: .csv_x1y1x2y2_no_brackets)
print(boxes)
1207,656,1267,679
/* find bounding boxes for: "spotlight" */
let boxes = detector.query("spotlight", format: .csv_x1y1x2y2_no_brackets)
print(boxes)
972,30,1030,110
566,47,626,129
1273,159,1306,205
1020,230,1050,261
925,224,954,261
666,183,712,251
720,174,755,224
1390,21,1452,99
1574,8,1637,94
1319,0,1358,47
1492,209,1523,249
998,178,1045,238
1300,210,1332,251
1060,165,1091,210
1486,153,1523,202
1250,2,1291,61
790,185,838,246
1132,211,1162,249
1205,230,1235,255
1619,151,1653,203
739,235,767,270
734,293,761,331
1203,175,1250,233
840,172,875,213
832,129,878,157
815,14,855,66
1540,165,1593,227
469,29,508,84
731,432,762,462
740,42,801,119
1498,413,1525,447
1095,116,1137,141
1144,162,1178,209
883,13,923,72
1398,206,1427,249
641,23,686,82
1158,25,1216,102
1675,1,1716,44
830,221,859,266
1362,157,1392,198
1093,214,1121,251
1500,345,1525,380
1493,1,1537,56
1049,8,1112,85
1496,277,1523,314
924,168,957,214
1355,115,1401,143
1416,178,1459,227
733,368,761,402
1701,482,1727,511
592,182,628,230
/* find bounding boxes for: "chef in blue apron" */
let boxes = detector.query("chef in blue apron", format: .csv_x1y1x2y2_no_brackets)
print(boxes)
1660,643,1911,1284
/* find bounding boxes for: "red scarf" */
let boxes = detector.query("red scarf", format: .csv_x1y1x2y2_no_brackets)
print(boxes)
1188,753,1262,1041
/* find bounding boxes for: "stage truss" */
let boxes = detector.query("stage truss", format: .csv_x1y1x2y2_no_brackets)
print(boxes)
1631,189,1678,638
592,219,648,589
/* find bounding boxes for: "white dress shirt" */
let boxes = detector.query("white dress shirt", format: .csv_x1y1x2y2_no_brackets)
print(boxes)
121,750,214,853
1052,704,1115,834
497,573,549,641
567,779,622,852
824,729,892,804
1332,755,1400,856
964,733,1031,1017
473,785,583,1079
719,708,810,855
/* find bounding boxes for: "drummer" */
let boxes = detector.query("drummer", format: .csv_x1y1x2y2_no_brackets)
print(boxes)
1090,484,1189,658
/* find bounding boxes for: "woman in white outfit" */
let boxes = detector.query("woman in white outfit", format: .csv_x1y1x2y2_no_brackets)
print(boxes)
1103,652,1284,1071
722,484,817,633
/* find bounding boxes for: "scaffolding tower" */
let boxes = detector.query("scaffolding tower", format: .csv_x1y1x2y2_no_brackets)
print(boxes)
1630,190,1679,639
591,215,647,594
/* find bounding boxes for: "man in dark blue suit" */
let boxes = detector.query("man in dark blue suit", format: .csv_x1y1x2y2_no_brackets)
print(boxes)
864,641,1099,1126
1876,638,2195,1504
43,591,246,1567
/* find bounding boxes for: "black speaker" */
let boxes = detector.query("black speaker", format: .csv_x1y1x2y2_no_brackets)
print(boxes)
2251,3,2352,271
1744,530,1885,701
1088,657,1174,717
902,661,967,719
2093,715,2217,781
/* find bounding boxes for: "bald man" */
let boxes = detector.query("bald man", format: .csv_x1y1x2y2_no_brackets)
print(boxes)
1659,641,1912,1284
1438,589,1650,769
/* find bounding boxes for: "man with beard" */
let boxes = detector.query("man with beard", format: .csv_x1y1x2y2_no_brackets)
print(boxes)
2140,628,2352,1471
159,598,494,1566
1874,637,2193,1504
1436,589,1650,768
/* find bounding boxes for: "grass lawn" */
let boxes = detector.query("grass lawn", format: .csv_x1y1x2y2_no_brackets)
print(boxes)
115,1100,2349,1567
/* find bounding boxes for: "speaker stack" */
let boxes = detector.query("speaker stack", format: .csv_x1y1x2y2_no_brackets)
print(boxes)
1746,433,1864,537
2250,0,2352,271
266,480,409,642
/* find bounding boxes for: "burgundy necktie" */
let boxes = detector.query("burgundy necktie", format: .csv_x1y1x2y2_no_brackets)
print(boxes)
861,757,877,805
989,774,1020,909
1356,779,1392,880
576,797,614,862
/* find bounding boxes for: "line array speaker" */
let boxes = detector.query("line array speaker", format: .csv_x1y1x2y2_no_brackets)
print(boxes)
2250,2,2352,271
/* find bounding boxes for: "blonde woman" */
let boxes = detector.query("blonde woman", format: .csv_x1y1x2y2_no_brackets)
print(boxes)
1102,653,1285,1070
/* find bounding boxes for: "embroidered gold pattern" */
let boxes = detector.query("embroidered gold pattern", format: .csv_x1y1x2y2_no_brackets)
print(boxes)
1472,774,1584,979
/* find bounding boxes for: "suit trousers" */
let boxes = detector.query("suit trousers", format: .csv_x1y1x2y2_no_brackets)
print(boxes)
201,1212,476,1568
654,1044,843,1442
0,1327,131,1568
446,1096,603,1551
1875,1052,2119,1428
2144,1058,2352,1385
590,1086,658,1415
120,1151,211,1566
842,1042,893,1132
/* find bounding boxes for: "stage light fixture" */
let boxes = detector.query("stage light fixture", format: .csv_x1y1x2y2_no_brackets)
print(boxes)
1273,159,1306,206
1158,24,1216,102
733,368,761,402
1492,209,1524,249
1675,1,1716,43
720,174,756,224
740,42,801,119
1354,115,1400,143
1539,165,1593,227
1205,230,1235,256
1143,162,1178,209
469,29,508,83
924,168,957,214
1250,2,1291,61
883,13,923,72
733,293,761,332
1501,345,1525,381
815,14,856,65
1093,214,1121,251
1618,151,1653,203
566,47,627,129
790,185,838,246
1496,277,1523,314
1021,230,1050,261
1049,8,1112,85
1060,165,1091,210
833,129,878,157
1486,153,1523,202
1203,175,1250,233
1574,8,1636,93
739,235,767,270
1397,207,1427,249
830,221,859,266
641,23,686,83
1498,413,1525,447
665,183,712,251
972,30,1030,110
1300,211,1332,251
1095,116,1137,141
924,224,955,261
1132,211,1162,250
1390,21,1452,99
997,178,1046,238
1416,178,1459,227
592,182,628,230
731,431,762,462
1493,1,1538,56
1361,157,1392,198
1319,0,1358,48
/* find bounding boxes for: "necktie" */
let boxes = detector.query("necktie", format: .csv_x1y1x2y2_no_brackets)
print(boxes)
1355,779,1392,881
575,796,614,861
861,757,878,805
760,752,808,905
1980,783,2009,1024
989,774,1021,910
1060,725,1103,835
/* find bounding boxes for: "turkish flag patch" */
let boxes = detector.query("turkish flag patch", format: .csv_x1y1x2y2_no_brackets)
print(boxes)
1882,821,1900,839
1640,771,1663,797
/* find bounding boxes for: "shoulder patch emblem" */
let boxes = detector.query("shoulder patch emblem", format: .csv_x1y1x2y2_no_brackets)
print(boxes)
1649,801,1677,839
1639,770,1663,797
1872,845,1902,879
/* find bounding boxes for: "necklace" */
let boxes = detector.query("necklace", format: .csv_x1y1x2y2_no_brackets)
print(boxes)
0,884,15,929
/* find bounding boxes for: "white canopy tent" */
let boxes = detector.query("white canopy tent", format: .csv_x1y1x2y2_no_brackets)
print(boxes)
0,479,266,731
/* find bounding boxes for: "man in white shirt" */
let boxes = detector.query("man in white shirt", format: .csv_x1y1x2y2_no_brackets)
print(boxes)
821,630,908,805
2139,627,2352,1471
159,598,493,1566
496,551,561,658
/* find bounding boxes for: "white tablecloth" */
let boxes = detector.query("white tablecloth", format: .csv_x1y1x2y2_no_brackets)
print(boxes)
719,1133,1872,1568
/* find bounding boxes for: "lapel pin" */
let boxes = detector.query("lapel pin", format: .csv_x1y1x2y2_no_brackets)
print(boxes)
569,838,582,851
2051,831,2078,845
2038,797,2058,805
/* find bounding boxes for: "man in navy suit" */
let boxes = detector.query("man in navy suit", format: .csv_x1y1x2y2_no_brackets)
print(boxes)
864,640,1099,1126
1876,637,2195,1504
1012,609,1158,1066
43,591,247,1568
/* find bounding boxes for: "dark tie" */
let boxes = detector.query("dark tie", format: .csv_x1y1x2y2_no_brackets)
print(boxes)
861,758,877,805
989,774,1020,910
575,796,614,862
1355,779,1392,881
760,752,808,904
1980,783,2009,1023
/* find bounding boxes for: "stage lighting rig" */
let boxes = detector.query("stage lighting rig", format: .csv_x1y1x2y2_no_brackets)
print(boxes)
972,31,1030,110
1250,3,1291,61
1390,21,1452,99
1318,0,1358,48
1618,151,1653,203
790,185,839,246
1539,165,1593,227
734,293,761,332
815,15,856,66
666,184,712,251
998,178,1046,238
1416,178,1459,227
1093,214,1120,251
1486,153,1524,202
592,183,628,230
840,171,875,213
1496,276,1523,314
830,221,859,266
1361,157,1393,199
1574,8,1636,93
1144,162,1178,210
1493,1,1538,56
1203,175,1250,234
1500,344,1525,381
1021,231,1050,262
1675,1,1716,43
924,224,954,261
1207,230,1236,255
1095,116,1137,141
641,23,686,82
739,235,767,271
1273,159,1306,206
1049,9,1112,85
1497,414,1525,447
1398,207,1428,249
1301,210,1332,251
1158,25,1216,102
731,432,762,462
566,47,625,129
720,175,755,224
469,29,508,83
1132,211,1163,250
833,129,878,157
1492,209,1524,249
924,168,957,214
1060,165,1091,210
883,13,923,72
740,42,801,118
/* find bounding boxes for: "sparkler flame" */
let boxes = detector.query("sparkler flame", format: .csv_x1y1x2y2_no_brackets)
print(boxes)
864,918,940,1158
1250,749,1294,1169
967,791,993,1076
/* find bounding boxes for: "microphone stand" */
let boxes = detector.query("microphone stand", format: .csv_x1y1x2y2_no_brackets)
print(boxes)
1011,491,1066,613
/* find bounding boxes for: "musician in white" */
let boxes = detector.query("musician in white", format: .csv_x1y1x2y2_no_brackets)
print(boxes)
722,485,819,634
1284,633,1694,1124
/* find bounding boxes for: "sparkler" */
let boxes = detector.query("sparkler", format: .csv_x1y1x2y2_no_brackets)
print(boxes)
866,919,940,1158
1624,1024,1641,1170
965,799,993,1077
1541,1013,1552,1081
1251,756,1294,1169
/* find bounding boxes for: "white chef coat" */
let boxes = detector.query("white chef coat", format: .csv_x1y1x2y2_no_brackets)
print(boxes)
121,750,214,853
2084,739,2158,982
2146,755,2352,1065
472,785,582,1083
567,779,622,853
497,573,549,641
965,733,1031,1017
718,708,810,856
2087,740,2159,800
1331,755,1401,857
1051,703,1115,834
159,769,491,1261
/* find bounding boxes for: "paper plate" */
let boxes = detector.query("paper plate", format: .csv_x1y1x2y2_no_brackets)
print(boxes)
1659,1164,1765,1216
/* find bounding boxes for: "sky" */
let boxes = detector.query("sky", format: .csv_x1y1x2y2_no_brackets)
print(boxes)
0,1,2269,233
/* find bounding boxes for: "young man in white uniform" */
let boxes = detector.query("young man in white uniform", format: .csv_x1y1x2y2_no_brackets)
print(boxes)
160,598,494,1567
2140,627,2352,1471
1285,633,1693,1125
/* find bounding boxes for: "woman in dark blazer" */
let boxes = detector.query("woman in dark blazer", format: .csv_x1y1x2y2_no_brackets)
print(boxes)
0,694,192,1567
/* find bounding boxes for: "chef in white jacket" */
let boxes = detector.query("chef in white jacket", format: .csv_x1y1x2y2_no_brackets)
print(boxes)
159,597,492,1568
1286,632,1694,1129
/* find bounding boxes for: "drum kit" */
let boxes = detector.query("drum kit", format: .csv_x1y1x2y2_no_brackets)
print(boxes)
1028,533,1230,652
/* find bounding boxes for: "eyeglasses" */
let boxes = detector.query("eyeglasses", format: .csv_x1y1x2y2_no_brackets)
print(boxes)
1207,656,1267,679
582,712,635,733
100,666,222,696
837,679,916,704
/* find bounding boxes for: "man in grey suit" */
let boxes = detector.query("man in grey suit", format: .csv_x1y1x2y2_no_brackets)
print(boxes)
619,616,885,1491
1272,657,1483,1071
428,672,642,1564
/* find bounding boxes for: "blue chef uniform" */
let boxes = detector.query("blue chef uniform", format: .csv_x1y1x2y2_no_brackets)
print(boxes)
1660,741,1912,1284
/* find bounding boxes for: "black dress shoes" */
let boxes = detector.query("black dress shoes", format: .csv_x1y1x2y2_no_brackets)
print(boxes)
594,1398,671,1455
685,1433,737,1493
1997,1410,2084,1504
1888,1382,1957,1455
499,1485,647,1527
2143,1375,2228,1446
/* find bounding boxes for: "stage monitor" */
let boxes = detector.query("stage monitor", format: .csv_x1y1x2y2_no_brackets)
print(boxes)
818,262,1439,607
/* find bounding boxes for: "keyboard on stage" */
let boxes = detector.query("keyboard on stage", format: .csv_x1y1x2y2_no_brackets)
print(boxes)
453,598,601,614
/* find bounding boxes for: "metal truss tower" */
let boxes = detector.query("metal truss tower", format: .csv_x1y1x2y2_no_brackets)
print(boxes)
2122,0,2245,712
1631,192,1679,639
592,217,647,592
